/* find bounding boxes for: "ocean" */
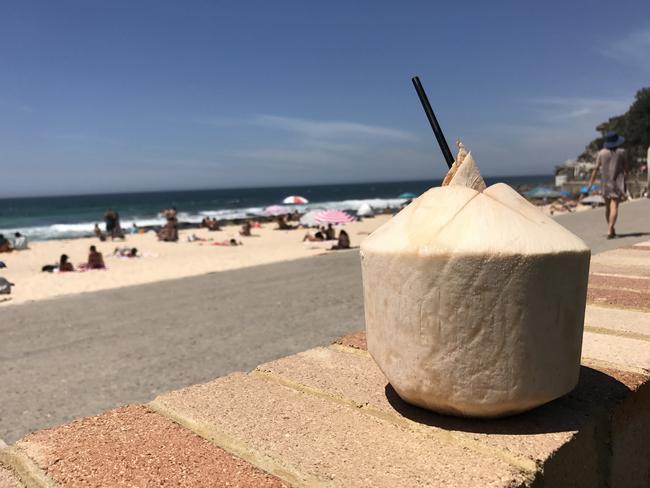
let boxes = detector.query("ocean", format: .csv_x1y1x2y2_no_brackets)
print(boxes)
0,176,552,241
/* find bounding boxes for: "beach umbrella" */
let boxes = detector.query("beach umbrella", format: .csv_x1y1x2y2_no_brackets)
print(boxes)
399,192,417,199
264,205,290,216
525,187,562,199
314,209,355,225
299,209,324,227
282,195,309,205
356,203,374,217
581,195,606,206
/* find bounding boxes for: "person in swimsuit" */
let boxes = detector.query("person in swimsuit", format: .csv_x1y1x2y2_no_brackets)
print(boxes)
58,254,74,272
86,246,106,269
588,132,628,239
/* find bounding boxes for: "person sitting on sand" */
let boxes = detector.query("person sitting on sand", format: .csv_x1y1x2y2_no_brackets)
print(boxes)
325,223,336,240
157,221,178,242
86,245,106,269
276,215,297,230
0,234,13,253
12,232,28,250
240,221,252,236
207,218,221,231
58,254,74,272
330,230,350,250
94,223,106,241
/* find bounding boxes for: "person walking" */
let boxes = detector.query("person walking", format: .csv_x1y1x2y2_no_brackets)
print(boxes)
587,131,628,239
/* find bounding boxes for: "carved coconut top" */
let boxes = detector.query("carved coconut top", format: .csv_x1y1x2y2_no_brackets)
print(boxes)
362,146,589,257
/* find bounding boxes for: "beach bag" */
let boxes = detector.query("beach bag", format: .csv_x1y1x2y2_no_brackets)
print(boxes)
0,277,14,295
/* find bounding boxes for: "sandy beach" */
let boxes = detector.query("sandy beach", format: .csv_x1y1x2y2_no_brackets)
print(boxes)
0,197,643,307
0,216,391,306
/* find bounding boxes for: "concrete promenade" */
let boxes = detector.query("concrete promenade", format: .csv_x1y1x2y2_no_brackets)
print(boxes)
0,199,648,446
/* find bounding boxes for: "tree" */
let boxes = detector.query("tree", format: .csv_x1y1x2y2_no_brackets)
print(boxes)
578,87,650,167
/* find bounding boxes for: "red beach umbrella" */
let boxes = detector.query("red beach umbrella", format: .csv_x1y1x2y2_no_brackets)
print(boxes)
282,195,309,204
314,209,355,225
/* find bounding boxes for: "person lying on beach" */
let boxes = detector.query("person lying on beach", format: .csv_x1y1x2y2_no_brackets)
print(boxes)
187,234,211,242
240,221,252,236
0,234,13,253
276,215,297,230
303,230,325,242
212,238,243,246
113,247,138,258
58,254,74,272
329,230,351,250
12,232,29,250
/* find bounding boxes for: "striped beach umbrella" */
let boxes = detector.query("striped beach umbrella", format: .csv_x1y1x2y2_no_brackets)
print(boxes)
282,195,309,204
264,205,290,216
314,209,355,225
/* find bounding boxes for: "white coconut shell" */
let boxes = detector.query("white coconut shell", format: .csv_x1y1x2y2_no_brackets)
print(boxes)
360,156,590,417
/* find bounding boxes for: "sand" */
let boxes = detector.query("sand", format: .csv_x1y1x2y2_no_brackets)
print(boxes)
0,216,391,306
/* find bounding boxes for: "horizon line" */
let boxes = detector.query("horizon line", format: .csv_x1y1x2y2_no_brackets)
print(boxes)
1,173,554,201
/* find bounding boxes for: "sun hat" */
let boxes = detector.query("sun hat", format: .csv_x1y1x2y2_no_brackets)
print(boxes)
603,131,625,149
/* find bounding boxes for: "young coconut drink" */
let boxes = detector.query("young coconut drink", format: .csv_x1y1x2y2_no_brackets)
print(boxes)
360,142,591,417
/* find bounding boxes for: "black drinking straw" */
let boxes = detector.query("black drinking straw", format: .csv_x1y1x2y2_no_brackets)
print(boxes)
411,76,454,169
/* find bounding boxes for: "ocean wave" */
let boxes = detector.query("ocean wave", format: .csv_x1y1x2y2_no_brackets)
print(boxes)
0,197,407,241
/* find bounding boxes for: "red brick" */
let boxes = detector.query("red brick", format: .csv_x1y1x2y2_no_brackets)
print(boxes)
333,330,367,350
16,405,288,488
588,274,650,292
587,288,650,312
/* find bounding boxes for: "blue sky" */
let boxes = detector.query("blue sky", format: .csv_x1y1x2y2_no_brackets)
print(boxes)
1,1,649,197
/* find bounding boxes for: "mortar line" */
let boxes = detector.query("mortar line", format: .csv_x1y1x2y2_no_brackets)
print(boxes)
584,325,650,343
590,272,650,280
0,446,59,488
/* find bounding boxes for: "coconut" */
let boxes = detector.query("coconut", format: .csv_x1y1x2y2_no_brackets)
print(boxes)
360,143,590,417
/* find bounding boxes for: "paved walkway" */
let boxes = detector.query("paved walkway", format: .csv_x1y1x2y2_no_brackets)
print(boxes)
0,199,648,442
555,197,650,254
